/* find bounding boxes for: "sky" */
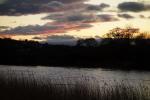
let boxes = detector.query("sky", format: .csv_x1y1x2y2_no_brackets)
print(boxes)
0,0,150,44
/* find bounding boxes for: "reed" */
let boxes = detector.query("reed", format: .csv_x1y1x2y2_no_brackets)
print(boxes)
0,69,149,100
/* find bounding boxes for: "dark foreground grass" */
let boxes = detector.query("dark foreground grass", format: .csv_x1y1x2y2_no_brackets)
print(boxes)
0,70,149,100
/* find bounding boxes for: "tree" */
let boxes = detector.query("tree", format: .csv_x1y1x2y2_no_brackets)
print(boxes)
76,38,98,47
104,27,139,39
136,32,150,39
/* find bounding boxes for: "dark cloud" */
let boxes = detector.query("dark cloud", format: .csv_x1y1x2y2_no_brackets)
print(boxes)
66,14,88,22
64,14,98,22
47,35,75,40
78,24,93,28
41,11,119,35
0,0,87,15
118,14,134,19
139,15,145,18
46,35,78,46
43,1,65,10
0,1,117,35
32,37,44,40
42,13,66,20
0,0,110,15
43,11,99,23
118,2,150,12
33,35,75,40
0,21,93,35
86,3,110,11
0,26,9,30
33,35,78,46
0,24,62,34
0,0,7,4
41,2,116,30
87,5,102,11
145,4,150,10
98,14,118,22
43,12,118,23
100,3,110,9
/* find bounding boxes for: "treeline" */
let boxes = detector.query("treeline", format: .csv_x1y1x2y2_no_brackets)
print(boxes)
0,38,150,70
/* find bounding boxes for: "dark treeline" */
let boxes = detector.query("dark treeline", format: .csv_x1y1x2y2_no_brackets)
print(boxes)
0,38,150,70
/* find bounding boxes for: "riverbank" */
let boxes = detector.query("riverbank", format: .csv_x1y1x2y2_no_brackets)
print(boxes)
0,38,150,70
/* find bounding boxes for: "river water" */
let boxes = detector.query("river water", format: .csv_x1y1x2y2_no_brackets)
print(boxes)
0,65,149,86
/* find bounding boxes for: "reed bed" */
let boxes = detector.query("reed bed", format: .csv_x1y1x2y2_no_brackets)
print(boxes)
0,69,149,100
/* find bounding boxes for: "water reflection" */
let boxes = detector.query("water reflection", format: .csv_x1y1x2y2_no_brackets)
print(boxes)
0,65,149,85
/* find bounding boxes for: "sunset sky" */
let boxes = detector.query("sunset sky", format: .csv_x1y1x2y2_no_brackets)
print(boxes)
0,0,150,44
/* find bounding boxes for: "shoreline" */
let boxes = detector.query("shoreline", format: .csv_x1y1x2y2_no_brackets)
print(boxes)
0,38,150,70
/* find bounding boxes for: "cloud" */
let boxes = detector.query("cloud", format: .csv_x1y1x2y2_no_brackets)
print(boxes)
32,36,44,40
98,14,118,22
0,0,87,15
0,24,62,34
46,35,78,46
0,1,118,36
118,2,150,12
47,35,75,40
118,14,134,19
0,11,119,35
0,0,7,4
43,11,118,23
77,24,93,28
0,0,110,15
66,14,89,22
0,21,93,35
139,15,145,18
0,26,9,30
64,14,99,23
145,4,150,10
42,1,65,10
47,1,64,7
40,2,116,35
33,35,78,46
100,3,110,9
86,3,110,11
42,11,100,24
86,5,102,11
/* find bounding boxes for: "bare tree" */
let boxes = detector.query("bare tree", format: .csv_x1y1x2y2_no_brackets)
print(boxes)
104,27,139,39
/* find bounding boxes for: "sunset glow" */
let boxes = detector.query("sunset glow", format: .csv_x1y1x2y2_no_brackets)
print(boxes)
0,0,150,43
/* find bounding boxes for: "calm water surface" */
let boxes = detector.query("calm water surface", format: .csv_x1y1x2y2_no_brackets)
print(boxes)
0,65,149,86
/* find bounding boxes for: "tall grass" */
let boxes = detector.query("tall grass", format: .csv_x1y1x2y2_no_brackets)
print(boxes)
0,69,149,100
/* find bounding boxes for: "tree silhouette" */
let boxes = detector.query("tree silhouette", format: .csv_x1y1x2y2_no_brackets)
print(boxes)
136,32,150,39
76,38,98,47
104,27,139,39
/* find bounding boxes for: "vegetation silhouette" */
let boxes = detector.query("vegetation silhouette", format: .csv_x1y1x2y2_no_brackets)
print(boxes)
0,27,150,70
103,27,150,39
76,38,99,47
0,70,149,100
